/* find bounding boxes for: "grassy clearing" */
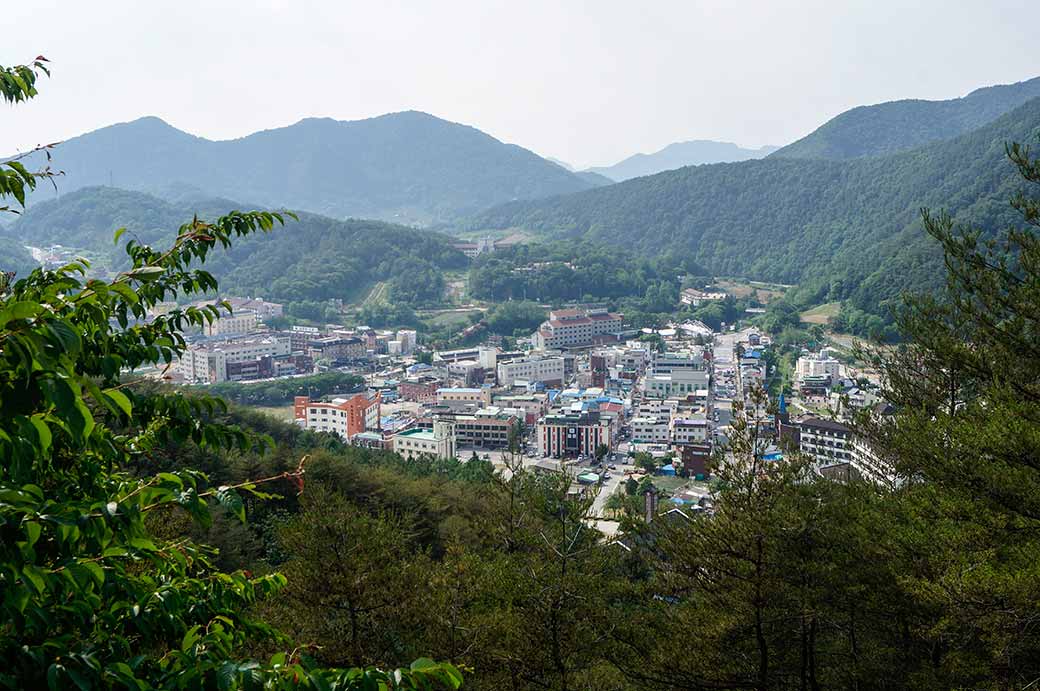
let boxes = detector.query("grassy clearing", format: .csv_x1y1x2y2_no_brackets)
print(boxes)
800,302,841,325
424,310,481,329
716,279,789,304
360,281,389,307
247,405,295,421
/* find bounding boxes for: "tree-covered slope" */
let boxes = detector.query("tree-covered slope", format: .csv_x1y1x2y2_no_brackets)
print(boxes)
587,140,778,181
11,186,469,305
16,112,599,224
468,96,1040,321
772,75,1040,160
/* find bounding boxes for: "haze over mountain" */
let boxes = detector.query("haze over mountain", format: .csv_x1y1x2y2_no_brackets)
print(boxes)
468,95,1040,325
772,75,1040,160
587,140,779,181
17,111,602,225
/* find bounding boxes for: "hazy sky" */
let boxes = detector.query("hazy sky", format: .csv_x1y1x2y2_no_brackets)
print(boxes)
5,1,1039,168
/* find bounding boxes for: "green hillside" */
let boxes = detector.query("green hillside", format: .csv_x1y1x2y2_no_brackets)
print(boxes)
10,187,469,308
772,75,1040,160
16,111,602,224
467,96,1040,325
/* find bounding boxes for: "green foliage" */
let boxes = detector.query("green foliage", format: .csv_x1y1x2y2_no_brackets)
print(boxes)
0,68,460,690
203,371,365,407
483,299,546,335
10,186,469,306
469,96,1040,332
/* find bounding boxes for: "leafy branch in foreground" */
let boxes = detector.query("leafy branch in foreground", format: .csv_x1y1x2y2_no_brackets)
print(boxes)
0,57,460,690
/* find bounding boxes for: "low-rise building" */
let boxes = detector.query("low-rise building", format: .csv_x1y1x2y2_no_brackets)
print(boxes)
631,416,671,444
293,391,381,440
671,416,709,444
497,355,566,387
177,335,291,384
399,375,442,402
393,419,456,460
437,387,492,407
680,288,727,306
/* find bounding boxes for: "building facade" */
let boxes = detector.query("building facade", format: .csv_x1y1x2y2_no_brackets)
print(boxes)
538,409,613,458
294,391,381,440
497,356,566,387
392,419,456,460
532,307,623,350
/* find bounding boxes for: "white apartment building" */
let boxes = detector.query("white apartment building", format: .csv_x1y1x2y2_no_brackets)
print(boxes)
671,417,709,444
204,309,259,337
393,419,456,460
177,335,290,383
796,353,841,384
532,307,623,350
497,356,565,387
631,416,671,444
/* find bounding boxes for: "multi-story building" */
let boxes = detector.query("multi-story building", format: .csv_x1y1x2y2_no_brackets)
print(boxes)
671,416,709,444
177,335,291,383
293,391,381,440
532,307,623,350
396,329,417,355
204,309,259,337
650,350,707,375
497,356,566,387
438,407,517,447
399,375,442,402
795,353,841,384
798,417,853,468
538,409,613,458
437,387,492,407
225,297,283,320
308,336,367,363
392,419,456,460
644,369,709,398
631,415,671,443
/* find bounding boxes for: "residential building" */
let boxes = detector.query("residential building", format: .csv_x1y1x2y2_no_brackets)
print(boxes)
532,307,623,350
631,416,671,444
538,409,613,458
671,416,709,444
205,309,259,337
293,391,381,440
393,419,456,460
497,355,566,387
798,417,853,468
795,353,841,384
396,329,417,355
176,335,291,384
308,336,367,363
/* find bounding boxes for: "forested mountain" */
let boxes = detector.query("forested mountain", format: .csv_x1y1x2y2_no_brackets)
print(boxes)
9,186,468,308
0,240,35,277
14,112,600,224
772,75,1040,160
468,96,1040,324
587,140,779,181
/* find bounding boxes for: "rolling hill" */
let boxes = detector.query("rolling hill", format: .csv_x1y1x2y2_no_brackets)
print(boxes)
587,140,779,181
15,112,602,224
8,187,469,307
467,96,1040,323
772,75,1040,160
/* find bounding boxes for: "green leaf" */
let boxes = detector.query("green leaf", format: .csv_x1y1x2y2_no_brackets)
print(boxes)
103,389,132,417
25,521,42,547
0,301,40,328
22,564,46,594
29,416,52,454
113,227,126,244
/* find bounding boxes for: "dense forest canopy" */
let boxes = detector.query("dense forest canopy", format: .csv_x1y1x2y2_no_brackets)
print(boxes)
467,96,1040,330
7,186,468,309
771,75,1040,160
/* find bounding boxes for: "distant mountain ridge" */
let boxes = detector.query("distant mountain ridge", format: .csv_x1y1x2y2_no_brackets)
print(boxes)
772,75,1040,160
586,140,779,181
15,111,601,225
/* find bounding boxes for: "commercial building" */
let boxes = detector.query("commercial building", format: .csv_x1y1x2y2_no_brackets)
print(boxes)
532,307,623,350
644,369,710,398
497,355,566,387
437,387,492,407
293,391,381,440
798,417,854,468
399,375,442,402
392,419,456,460
442,407,518,448
538,409,613,458
308,336,367,363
